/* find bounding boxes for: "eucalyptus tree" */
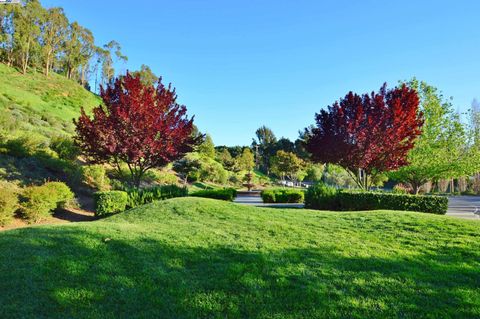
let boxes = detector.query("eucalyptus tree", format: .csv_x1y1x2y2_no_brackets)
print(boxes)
40,7,68,76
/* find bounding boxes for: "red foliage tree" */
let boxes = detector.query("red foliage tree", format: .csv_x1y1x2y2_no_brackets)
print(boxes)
74,73,199,187
305,84,423,189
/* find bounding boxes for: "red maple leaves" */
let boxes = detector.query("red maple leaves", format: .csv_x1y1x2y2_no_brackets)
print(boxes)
74,73,198,186
306,84,423,188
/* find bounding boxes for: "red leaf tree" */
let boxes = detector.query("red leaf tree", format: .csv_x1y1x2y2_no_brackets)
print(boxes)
74,73,199,187
305,84,423,189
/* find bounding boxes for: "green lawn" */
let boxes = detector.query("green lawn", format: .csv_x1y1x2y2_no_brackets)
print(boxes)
0,197,479,318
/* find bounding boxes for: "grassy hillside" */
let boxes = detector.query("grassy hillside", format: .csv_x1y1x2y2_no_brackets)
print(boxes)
0,64,101,138
0,197,479,318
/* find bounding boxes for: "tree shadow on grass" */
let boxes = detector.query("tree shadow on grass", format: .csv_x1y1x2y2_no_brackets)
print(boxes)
0,227,479,319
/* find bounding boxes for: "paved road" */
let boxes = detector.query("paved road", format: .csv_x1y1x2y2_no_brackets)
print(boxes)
447,196,480,220
235,193,480,220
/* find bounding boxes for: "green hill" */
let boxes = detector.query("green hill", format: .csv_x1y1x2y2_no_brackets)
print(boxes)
0,197,479,318
0,64,101,139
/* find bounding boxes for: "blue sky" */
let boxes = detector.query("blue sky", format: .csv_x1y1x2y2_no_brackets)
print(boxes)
41,0,480,146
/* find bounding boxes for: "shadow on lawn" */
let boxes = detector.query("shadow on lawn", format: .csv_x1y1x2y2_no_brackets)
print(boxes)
0,227,479,319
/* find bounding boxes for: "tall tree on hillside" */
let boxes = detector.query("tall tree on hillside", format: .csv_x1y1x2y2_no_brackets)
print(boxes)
101,40,127,85
74,73,200,187
390,79,472,194
13,0,43,74
77,26,95,86
132,64,158,86
62,21,82,79
197,134,215,158
306,84,423,190
40,7,67,76
0,4,16,66
236,148,255,172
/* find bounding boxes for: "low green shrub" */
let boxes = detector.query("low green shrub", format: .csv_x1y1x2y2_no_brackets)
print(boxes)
304,184,338,209
20,186,57,222
125,185,188,208
261,188,305,203
82,165,110,191
50,136,80,161
0,182,19,226
19,181,74,222
190,188,237,201
94,191,128,217
43,181,74,208
305,185,448,215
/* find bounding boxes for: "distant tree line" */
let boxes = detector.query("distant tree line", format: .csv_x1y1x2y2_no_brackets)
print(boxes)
0,0,148,92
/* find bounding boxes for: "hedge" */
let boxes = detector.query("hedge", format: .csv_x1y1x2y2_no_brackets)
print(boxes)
305,184,448,215
261,188,305,203
190,188,237,201
94,191,128,217
125,185,188,208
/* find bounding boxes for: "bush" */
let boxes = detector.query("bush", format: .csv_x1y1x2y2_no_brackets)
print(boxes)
20,186,57,222
261,188,305,203
125,185,188,208
0,182,19,226
94,191,128,217
305,185,448,215
50,136,80,161
304,183,338,209
82,165,110,191
43,181,74,208
190,188,237,201
19,182,74,222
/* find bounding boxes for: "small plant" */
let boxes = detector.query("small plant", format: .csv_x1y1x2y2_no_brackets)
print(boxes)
0,182,19,226
94,191,128,217
19,182,74,222
20,186,58,222
190,188,237,201
50,136,80,161
82,165,110,191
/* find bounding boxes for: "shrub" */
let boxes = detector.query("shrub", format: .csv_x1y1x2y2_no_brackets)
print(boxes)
144,169,178,185
20,186,58,222
82,165,110,191
19,182,74,222
190,188,237,201
94,191,128,217
2,135,48,158
261,188,305,203
43,182,74,208
305,186,448,215
50,136,80,161
304,183,338,209
125,185,188,208
0,182,19,226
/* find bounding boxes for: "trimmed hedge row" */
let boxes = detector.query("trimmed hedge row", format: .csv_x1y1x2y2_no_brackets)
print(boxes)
94,185,189,216
190,188,237,201
261,188,305,203
125,185,188,208
305,184,448,215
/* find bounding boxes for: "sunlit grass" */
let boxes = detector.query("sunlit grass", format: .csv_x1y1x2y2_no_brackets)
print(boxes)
0,197,479,318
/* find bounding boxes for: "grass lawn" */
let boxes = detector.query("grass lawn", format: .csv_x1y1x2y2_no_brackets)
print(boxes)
0,197,479,318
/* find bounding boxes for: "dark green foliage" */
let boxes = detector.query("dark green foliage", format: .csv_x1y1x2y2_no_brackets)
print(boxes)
261,188,305,203
190,188,237,201
125,185,188,209
304,183,338,209
0,182,19,226
305,185,448,214
50,136,80,161
93,191,128,217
